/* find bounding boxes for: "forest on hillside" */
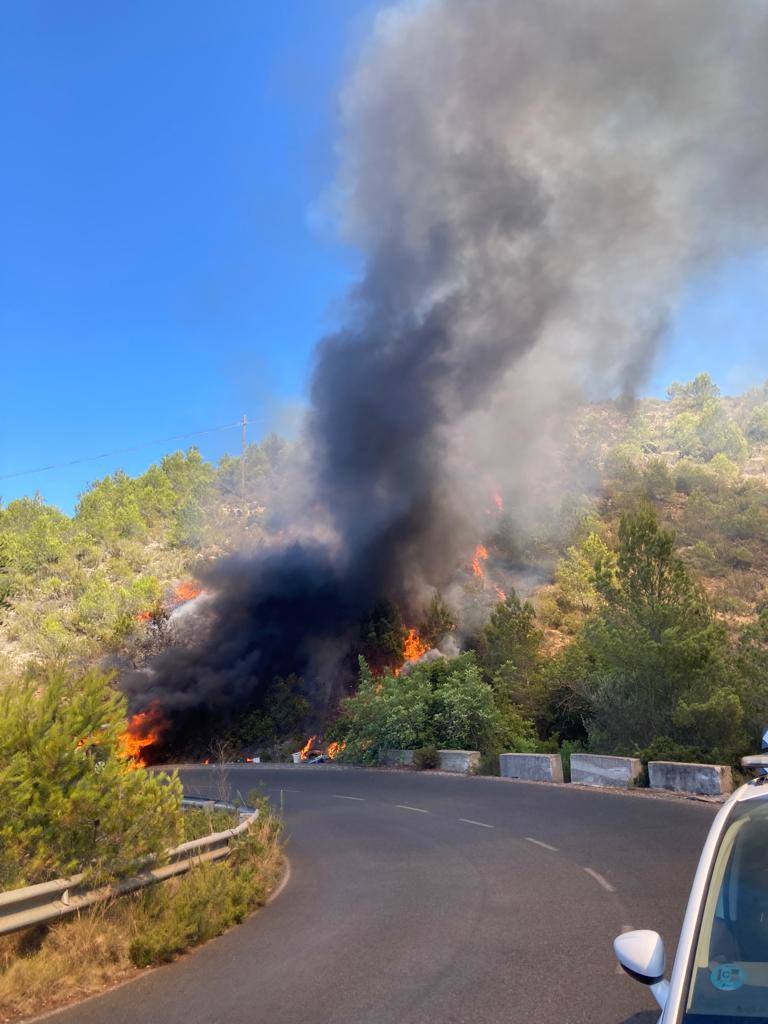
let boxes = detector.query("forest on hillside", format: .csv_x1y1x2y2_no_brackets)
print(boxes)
2,374,768,768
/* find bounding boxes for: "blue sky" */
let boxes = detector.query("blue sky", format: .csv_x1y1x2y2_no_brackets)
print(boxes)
2,1,767,513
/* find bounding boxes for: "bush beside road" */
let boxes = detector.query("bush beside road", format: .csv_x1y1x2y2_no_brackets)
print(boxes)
0,667,284,1022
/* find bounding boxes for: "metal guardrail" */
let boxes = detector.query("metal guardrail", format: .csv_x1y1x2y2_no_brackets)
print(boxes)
0,798,259,937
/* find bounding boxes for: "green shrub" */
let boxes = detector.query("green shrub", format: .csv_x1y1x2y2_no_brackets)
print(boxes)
553,533,614,615
642,459,674,500
714,592,752,616
634,735,707,786
636,734,706,765
666,383,748,463
413,745,439,770
478,749,501,776
747,405,768,443
128,799,282,967
551,510,748,762
333,652,538,759
733,611,768,750
181,806,237,841
687,540,721,574
477,591,542,677
675,461,720,496
558,739,587,783
0,665,182,888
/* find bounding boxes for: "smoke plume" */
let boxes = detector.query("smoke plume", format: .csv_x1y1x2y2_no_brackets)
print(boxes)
124,0,768,730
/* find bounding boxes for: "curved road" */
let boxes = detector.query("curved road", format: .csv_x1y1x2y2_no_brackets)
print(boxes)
52,766,716,1024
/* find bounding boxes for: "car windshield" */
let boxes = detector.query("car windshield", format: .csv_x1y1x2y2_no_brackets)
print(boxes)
684,797,768,1023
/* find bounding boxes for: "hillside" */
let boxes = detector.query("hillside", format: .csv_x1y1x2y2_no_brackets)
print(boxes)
553,375,768,630
0,437,291,672
2,373,768,706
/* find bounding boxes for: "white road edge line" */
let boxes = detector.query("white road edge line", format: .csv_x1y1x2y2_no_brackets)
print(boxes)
525,836,558,852
332,794,365,801
267,856,292,905
395,804,429,813
583,867,616,893
459,818,495,829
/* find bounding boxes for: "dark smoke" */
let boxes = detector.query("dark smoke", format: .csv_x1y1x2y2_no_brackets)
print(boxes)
124,0,768,731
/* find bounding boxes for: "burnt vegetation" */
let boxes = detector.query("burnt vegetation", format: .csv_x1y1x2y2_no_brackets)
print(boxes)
2,377,768,768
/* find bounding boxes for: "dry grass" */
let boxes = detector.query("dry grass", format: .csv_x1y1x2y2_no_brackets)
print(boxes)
0,803,283,1022
0,901,137,1021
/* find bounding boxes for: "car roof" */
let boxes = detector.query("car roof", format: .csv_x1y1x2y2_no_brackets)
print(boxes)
729,778,768,806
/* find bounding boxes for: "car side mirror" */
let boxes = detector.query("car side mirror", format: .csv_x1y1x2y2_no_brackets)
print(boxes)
614,930,669,1009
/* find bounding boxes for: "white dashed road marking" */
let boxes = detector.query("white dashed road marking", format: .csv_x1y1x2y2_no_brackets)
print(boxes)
525,837,558,852
395,804,429,813
332,794,365,801
583,867,616,893
459,818,495,829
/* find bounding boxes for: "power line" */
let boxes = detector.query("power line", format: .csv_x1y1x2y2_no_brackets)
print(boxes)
0,420,248,482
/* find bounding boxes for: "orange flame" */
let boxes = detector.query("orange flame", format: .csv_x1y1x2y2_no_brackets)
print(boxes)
495,586,507,602
393,627,429,676
403,627,428,663
137,581,201,623
119,702,167,768
327,740,346,760
202,758,210,765
299,735,317,761
172,581,203,605
75,734,100,750
472,544,489,578
493,492,503,512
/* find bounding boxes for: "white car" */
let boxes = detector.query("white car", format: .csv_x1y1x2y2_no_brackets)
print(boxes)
615,752,768,1022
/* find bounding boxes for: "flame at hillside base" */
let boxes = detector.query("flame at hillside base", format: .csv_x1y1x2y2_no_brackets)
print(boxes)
403,627,428,663
172,581,203,606
119,702,168,767
327,740,346,760
472,545,489,579
136,580,202,624
470,543,506,603
394,627,429,676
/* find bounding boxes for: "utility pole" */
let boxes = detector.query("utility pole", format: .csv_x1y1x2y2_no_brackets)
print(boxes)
240,414,248,504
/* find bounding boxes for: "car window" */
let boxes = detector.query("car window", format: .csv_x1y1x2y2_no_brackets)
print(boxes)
683,799,768,1022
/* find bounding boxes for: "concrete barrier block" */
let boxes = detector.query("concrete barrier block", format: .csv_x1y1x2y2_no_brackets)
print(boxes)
649,760,733,797
380,749,414,767
499,753,563,783
570,753,642,789
438,750,480,773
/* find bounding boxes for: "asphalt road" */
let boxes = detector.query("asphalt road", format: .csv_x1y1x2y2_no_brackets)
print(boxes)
50,766,718,1024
